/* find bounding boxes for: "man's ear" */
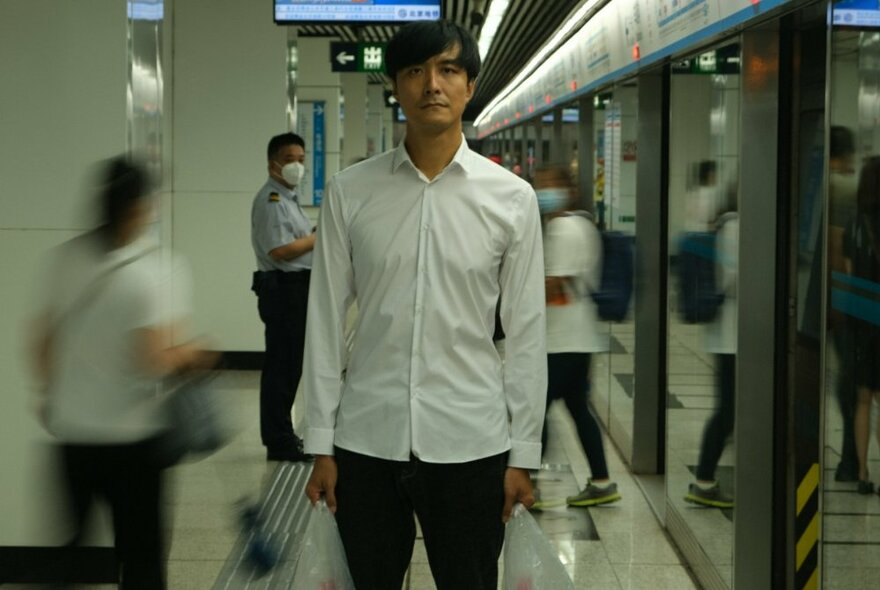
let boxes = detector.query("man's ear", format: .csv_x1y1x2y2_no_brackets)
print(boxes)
465,79,477,102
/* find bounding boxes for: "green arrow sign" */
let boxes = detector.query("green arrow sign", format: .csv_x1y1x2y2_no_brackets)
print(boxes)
330,42,386,73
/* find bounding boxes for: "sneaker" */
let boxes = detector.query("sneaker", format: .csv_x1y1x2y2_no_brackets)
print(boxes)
566,480,621,507
857,479,875,495
684,483,734,508
528,488,564,511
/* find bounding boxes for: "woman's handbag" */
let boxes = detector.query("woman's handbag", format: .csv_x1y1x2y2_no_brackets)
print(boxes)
155,370,231,467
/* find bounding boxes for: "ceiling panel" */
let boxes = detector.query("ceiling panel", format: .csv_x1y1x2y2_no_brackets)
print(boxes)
295,0,584,120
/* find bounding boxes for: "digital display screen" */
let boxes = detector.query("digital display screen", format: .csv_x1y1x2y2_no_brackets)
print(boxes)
541,108,579,124
833,0,880,27
128,0,163,21
275,0,442,24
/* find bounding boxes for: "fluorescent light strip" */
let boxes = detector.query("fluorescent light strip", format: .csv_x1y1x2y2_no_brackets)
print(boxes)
478,0,510,61
474,0,604,127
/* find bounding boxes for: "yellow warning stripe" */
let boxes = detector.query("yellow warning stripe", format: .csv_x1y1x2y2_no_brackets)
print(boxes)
802,567,819,590
796,512,819,570
795,463,820,588
797,463,819,515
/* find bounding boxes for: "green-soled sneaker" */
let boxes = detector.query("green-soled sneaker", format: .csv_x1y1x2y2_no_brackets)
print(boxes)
684,482,734,508
566,481,621,507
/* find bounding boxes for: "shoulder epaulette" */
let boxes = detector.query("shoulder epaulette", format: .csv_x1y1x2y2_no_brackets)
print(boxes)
268,192,280,202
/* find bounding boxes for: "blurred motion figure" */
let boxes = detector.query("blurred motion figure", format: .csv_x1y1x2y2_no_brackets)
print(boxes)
844,156,880,494
31,157,211,589
533,164,620,508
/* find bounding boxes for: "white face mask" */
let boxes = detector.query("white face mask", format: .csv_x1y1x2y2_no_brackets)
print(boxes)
279,161,305,186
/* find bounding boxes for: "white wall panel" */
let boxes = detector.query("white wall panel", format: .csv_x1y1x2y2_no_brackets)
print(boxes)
172,1,288,194
172,192,263,351
0,1,127,229
0,230,81,544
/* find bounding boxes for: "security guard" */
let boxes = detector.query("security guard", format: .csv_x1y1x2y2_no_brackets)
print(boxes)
251,132,316,462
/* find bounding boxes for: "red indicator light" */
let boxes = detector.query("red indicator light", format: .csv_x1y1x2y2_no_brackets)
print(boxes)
515,112,521,119
570,80,577,91
632,43,640,60
544,94,552,104
504,118,510,125
528,104,535,113
751,0,759,4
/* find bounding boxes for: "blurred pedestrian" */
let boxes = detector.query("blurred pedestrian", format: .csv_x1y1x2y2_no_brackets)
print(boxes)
532,164,620,508
31,156,213,589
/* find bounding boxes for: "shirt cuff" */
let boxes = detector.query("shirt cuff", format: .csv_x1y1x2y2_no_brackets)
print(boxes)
304,427,336,456
507,439,542,470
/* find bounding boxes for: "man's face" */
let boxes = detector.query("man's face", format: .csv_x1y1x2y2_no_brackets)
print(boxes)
269,143,306,183
393,44,475,134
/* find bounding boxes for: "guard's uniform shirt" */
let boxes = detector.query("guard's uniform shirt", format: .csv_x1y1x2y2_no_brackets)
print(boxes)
251,177,313,271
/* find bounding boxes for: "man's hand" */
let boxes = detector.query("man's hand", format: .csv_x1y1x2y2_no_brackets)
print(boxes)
305,455,338,513
502,467,535,522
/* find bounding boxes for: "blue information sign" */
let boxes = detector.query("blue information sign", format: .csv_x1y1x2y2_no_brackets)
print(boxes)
312,101,325,206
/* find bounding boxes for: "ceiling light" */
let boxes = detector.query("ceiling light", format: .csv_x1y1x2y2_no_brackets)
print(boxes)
475,0,604,128
478,0,510,61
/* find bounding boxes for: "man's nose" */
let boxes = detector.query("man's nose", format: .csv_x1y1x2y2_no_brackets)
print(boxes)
423,69,440,94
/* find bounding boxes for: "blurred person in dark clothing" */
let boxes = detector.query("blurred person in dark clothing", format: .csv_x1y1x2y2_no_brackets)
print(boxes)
844,156,880,494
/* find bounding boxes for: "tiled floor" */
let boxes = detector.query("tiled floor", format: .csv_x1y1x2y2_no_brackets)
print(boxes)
6,370,698,589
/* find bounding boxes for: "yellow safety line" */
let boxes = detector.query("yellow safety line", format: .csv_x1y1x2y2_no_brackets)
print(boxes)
797,463,819,515
796,512,819,571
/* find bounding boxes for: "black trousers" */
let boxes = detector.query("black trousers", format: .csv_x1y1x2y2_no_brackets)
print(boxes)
542,353,609,480
833,325,858,471
60,439,165,589
333,447,507,590
256,271,309,450
696,354,736,481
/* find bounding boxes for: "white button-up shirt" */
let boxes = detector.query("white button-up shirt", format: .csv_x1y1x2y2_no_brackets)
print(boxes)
302,137,547,469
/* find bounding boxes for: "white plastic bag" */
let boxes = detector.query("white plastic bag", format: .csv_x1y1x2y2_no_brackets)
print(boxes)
291,500,355,590
502,503,575,590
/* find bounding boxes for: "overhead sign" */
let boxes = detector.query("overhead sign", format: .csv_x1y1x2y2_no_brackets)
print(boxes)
330,42,386,73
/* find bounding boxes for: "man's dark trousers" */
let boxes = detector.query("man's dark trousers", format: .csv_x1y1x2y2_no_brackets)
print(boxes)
256,270,310,453
334,447,507,590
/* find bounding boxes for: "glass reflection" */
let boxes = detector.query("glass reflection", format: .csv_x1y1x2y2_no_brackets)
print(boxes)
589,83,638,460
666,43,741,588
824,17,880,588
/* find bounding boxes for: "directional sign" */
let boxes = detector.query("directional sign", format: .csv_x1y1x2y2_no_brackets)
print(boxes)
331,42,358,72
330,42,386,73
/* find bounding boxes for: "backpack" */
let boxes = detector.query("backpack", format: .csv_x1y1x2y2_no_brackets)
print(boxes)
558,212,634,322
676,230,724,323
592,230,634,322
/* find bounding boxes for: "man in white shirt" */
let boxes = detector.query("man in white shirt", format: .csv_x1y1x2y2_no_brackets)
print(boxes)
302,19,547,589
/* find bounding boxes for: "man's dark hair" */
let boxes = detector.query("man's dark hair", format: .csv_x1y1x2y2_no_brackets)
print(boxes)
385,20,481,82
267,132,305,161
98,156,149,240
830,125,855,159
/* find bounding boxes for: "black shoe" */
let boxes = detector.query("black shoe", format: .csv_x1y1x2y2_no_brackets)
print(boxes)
266,447,313,463
857,479,875,495
835,462,859,482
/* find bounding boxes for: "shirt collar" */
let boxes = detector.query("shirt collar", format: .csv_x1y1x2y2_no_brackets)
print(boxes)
391,133,473,178
267,176,298,201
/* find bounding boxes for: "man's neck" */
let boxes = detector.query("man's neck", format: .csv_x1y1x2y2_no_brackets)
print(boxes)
404,125,463,180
